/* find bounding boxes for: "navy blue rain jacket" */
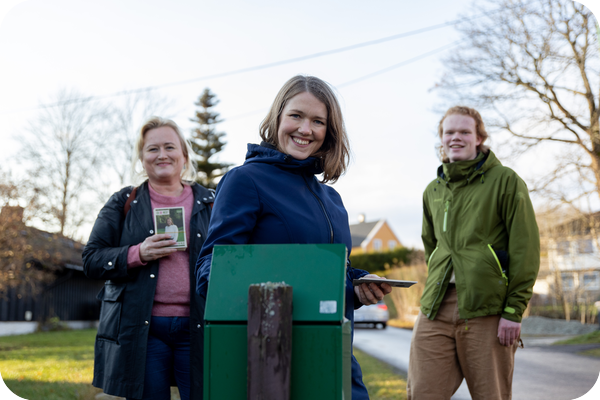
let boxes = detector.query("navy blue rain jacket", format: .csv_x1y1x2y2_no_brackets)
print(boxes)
195,143,370,399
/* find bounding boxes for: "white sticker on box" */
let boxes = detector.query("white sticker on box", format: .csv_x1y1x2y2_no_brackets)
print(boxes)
320,300,337,314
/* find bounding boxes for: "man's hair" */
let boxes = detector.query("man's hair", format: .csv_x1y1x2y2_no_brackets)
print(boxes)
437,106,490,163
259,75,350,183
132,116,197,185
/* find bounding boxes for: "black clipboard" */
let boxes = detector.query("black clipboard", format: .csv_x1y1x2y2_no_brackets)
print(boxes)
352,278,417,288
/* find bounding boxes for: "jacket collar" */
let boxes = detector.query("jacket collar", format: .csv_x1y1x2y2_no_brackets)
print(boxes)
244,142,323,175
438,151,498,183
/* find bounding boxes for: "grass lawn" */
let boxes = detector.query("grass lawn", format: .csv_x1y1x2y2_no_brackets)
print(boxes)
354,348,407,400
580,348,600,357
553,330,600,358
1,329,407,400
554,330,600,345
0,329,100,400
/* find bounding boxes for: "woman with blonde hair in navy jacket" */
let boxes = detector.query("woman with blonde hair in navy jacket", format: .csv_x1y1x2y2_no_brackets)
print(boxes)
196,75,391,399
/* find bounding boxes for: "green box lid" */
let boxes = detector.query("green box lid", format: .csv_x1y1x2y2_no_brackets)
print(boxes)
204,244,347,322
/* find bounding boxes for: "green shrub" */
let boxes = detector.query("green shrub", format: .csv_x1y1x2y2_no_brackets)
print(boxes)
350,248,413,274
37,316,70,332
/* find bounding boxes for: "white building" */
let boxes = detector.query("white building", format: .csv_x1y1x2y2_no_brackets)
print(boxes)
547,213,600,297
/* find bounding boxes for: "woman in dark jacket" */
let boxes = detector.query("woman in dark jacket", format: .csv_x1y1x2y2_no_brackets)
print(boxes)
195,75,391,399
83,117,213,400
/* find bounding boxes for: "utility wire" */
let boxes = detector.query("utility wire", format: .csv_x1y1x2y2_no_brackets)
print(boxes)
14,24,458,114
223,40,463,122
6,8,507,113
337,40,464,88
25,19,458,112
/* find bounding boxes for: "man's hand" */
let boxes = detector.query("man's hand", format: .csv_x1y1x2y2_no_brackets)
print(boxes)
354,274,392,305
497,317,521,346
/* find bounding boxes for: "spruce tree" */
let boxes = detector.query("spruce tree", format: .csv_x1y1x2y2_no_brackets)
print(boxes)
190,88,231,189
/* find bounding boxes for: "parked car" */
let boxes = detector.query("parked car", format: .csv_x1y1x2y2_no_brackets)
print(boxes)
354,300,389,329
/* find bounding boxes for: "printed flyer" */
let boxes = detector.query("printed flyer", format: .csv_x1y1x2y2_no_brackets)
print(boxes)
153,207,187,250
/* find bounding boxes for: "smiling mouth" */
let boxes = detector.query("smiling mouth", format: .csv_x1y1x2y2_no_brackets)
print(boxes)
292,137,311,146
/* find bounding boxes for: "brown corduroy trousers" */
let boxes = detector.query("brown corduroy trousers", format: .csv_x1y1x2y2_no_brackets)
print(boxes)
407,287,518,400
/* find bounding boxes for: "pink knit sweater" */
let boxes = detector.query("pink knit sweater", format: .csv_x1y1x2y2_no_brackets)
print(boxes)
127,184,193,317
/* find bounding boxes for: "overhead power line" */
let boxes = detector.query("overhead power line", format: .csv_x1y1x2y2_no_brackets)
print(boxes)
129,19,459,87
337,40,464,88
223,40,463,122
25,21,459,112
4,4,520,113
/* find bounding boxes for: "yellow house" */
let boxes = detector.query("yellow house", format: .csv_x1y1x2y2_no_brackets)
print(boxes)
350,215,402,254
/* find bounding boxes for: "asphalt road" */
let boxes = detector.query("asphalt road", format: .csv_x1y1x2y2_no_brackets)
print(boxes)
353,326,600,400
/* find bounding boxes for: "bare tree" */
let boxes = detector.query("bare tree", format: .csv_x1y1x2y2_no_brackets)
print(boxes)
436,0,599,209
18,89,112,238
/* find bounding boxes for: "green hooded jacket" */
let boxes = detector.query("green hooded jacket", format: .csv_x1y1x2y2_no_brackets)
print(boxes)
420,150,540,323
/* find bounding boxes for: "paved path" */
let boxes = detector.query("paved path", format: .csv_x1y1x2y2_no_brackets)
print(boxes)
353,326,600,400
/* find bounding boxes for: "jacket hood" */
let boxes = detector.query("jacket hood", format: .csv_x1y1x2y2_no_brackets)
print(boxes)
438,150,501,183
244,142,323,175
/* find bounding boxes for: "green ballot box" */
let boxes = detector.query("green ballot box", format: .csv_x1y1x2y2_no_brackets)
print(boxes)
203,244,351,399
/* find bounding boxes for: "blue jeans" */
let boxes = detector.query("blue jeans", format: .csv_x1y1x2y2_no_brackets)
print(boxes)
352,353,370,399
128,316,191,400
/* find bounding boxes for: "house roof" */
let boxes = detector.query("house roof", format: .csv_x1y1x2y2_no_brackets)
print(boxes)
22,226,85,270
1,206,84,271
349,220,381,248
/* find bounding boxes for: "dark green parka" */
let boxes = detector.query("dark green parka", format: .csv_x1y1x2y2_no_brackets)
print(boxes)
420,151,540,323
82,181,213,399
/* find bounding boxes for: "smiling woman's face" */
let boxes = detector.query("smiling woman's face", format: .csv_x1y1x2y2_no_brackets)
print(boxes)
277,91,327,160
142,126,186,184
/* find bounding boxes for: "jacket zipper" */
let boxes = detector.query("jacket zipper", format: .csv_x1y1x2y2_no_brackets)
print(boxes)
427,247,439,267
443,200,450,232
427,260,452,318
487,244,508,286
303,176,334,244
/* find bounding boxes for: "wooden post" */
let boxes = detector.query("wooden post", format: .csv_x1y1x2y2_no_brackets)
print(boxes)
248,282,293,400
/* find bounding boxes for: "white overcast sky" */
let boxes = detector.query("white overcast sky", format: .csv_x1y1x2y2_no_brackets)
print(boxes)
0,0,599,248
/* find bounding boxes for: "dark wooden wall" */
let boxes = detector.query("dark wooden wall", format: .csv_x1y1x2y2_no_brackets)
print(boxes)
0,270,104,322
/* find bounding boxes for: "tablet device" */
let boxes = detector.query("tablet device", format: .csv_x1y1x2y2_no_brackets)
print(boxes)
352,278,417,288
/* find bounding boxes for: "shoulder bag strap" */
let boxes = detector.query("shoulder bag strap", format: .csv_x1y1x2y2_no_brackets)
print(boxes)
123,186,138,217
